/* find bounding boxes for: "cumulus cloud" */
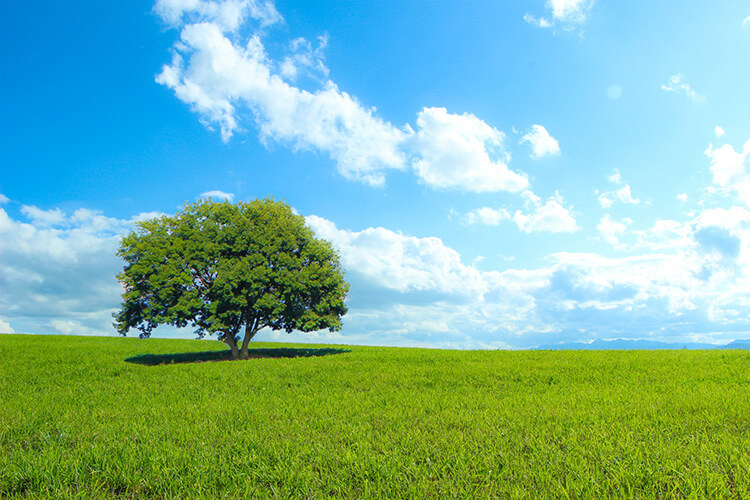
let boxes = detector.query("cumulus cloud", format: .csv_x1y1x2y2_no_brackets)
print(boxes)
411,107,528,192
304,214,551,346
593,205,750,287
1,202,540,346
154,0,282,30
199,190,235,201
0,318,14,333
520,125,560,158
715,126,725,138
544,252,699,315
20,206,66,227
465,207,511,226
155,0,534,194
3,199,750,348
597,214,628,248
523,14,552,29
598,185,639,208
305,208,750,347
630,219,690,252
525,0,595,30
597,169,641,208
0,194,9,204
705,139,750,206
513,191,579,233
539,206,750,333
689,207,750,294
547,0,594,24
0,207,160,336
305,215,491,296
661,74,705,103
156,21,408,186
464,191,578,233
607,170,623,184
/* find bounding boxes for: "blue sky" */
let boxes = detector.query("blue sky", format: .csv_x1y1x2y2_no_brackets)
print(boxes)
1,0,749,348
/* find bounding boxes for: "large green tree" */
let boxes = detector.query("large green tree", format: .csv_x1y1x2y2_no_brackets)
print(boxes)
115,198,349,359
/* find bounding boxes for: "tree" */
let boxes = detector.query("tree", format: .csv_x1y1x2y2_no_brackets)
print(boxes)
114,198,349,359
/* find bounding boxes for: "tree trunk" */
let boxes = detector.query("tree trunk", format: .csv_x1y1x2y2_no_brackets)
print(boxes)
239,320,258,360
225,333,239,360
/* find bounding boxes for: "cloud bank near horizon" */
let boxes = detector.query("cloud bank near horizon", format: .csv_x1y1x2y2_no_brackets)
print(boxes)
3,131,749,348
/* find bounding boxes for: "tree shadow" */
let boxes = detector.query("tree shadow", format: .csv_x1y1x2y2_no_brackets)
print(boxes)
124,347,350,366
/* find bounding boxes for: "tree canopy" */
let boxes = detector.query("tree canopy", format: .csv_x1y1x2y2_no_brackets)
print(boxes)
115,198,349,359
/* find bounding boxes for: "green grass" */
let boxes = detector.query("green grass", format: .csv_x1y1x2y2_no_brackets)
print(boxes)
1,334,749,498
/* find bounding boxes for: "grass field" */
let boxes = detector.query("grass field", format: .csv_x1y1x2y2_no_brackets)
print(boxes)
1,334,749,498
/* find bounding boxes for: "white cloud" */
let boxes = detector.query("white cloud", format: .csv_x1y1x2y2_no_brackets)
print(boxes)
305,215,491,296
743,16,750,28
156,21,408,186
631,219,690,252
599,184,640,208
677,193,688,202
200,190,235,201
607,169,623,184
715,126,725,138
695,206,750,231
0,207,160,337
513,191,579,233
525,0,594,30
597,206,750,277
705,139,750,206
690,208,750,292
132,211,166,223
661,74,705,103
520,124,560,158
279,35,329,82
306,207,750,347
523,13,552,29
465,207,511,226
2,200,749,348
304,214,552,346
20,206,66,227
598,169,641,208
0,318,14,333
546,252,701,314
597,214,628,248
543,206,750,326
464,192,577,234
548,0,593,24
0,194,9,204
410,107,529,192
156,1,534,194
154,0,281,30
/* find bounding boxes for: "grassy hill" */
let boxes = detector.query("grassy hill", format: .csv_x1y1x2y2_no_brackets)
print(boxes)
1,334,749,498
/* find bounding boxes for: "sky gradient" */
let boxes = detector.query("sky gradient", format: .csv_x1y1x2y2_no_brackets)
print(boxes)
1,0,749,348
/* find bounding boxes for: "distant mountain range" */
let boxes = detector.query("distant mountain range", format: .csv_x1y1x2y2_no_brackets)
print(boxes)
533,338,750,350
